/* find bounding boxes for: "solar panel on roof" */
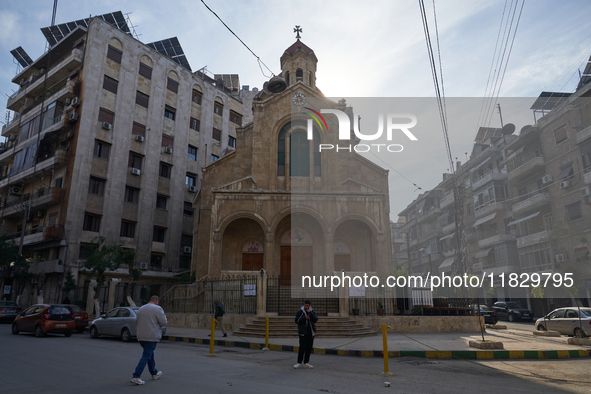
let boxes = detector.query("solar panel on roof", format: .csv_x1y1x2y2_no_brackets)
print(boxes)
41,11,131,46
10,46,33,67
146,37,192,71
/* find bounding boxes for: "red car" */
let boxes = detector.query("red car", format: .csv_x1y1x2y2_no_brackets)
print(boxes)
12,304,75,337
59,304,89,333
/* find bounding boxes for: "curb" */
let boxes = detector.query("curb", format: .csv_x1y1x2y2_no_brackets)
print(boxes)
161,335,591,360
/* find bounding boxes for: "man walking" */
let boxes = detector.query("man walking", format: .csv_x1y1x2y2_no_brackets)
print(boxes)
294,300,317,369
213,300,227,337
131,295,167,385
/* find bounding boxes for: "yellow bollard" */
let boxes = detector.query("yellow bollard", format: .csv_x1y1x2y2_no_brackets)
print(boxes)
208,318,217,357
381,324,394,376
262,317,270,351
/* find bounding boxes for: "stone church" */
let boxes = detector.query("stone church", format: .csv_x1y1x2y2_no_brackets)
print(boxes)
193,37,393,297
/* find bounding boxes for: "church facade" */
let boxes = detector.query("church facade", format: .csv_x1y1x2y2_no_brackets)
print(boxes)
193,39,393,312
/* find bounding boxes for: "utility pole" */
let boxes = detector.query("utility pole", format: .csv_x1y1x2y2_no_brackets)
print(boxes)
497,103,504,128
405,232,412,313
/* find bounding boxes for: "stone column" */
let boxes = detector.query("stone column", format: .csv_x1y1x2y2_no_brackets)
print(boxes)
86,280,97,315
209,232,222,277
264,231,275,275
107,278,120,310
256,270,267,316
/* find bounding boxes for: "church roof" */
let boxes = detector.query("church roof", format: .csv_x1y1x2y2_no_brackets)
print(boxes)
283,39,314,56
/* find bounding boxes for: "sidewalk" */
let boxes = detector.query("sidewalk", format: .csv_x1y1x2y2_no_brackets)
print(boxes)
163,325,591,360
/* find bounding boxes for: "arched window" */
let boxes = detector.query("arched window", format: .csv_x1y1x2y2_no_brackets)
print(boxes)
277,122,321,177
296,69,303,80
285,71,290,86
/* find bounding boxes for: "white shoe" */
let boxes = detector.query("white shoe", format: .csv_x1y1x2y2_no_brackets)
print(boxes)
130,377,145,385
293,363,301,369
303,363,314,369
152,371,162,380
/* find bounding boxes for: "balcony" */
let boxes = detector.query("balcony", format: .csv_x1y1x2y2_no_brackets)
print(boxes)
440,193,455,208
585,170,591,185
516,230,548,248
577,124,591,145
472,171,507,191
512,192,550,215
5,225,64,246
7,48,83,111
508,156,545,181
0,150,67,188
478,233,516,248
1,187,63,218
442,222,456,233
29,259,64,274
417,207,442,223
474,201,509,219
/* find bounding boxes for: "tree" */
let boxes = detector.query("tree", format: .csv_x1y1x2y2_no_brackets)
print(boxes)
62,270,77,294
121,248,141,307
82,236,122,318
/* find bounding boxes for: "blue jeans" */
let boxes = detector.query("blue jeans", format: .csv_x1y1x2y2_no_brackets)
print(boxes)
133,341,158,378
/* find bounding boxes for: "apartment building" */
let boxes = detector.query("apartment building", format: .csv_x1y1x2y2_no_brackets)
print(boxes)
396,60,591,313
0,12,254,302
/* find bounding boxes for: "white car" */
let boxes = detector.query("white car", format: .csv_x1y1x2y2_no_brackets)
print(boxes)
535,307,591,337
89,307,166,342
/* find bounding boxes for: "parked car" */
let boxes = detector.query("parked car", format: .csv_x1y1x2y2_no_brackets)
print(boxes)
12,304,75,337
492,301,533,322
59,304,89,332
89,306,166,342
473,305,498,324
0,300,23,323
535,307,591,337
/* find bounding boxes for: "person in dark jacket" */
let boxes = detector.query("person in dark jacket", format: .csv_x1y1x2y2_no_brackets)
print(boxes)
214,300,227,337
294,300,317,369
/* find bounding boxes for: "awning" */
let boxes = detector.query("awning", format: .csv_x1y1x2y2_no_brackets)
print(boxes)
473,212,497,227
438,257,455,270
558,164,573,180
507,211,540,227
475,249,492,258
439,232,455,242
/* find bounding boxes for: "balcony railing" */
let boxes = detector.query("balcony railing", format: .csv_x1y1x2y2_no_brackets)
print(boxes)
516,230,548,248
417,207,442,223
508,156,545,180
442,222,456,233
478,233,516,248
577,124,591,145
0,150,67,188
474,200,508,218
440,193,455,208
4,225,64,246
585,170,591,185
512,191,550,215
472,171,507,190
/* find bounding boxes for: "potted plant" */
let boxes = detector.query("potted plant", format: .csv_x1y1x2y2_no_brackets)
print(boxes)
377,301,385,316
352,299,360,315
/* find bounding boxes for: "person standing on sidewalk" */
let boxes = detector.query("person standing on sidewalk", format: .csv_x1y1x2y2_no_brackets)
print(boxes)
294,300,317,369
131,295,167,385
214,300,227,337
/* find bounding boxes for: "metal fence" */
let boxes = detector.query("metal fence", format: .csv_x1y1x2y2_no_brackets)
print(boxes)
349,286,397,316
161,276,258,314
266,276,339,316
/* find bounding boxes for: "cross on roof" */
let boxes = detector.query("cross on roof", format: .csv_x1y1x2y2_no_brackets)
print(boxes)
294,25,302,39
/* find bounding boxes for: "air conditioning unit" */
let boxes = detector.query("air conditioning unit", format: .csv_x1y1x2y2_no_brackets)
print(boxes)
541,174,552,184
101,122,112,130
140,262,148,270
134,135,145,142
68,112,79,122
559,180,570,189
65,98,71,105
131,168,141,176
36,210,45,218
188,185,197,193
164,147,173,154
581,187,590,197
11,186,22,195
555,254,565,263
183,246,192,254
71,97,81,107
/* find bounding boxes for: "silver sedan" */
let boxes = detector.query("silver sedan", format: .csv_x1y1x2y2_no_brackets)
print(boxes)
89,307,166,342
535,307,591,337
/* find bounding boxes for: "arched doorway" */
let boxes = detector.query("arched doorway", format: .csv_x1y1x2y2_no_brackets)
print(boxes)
280,228,313,285
334,242,351,272
242,241,263,271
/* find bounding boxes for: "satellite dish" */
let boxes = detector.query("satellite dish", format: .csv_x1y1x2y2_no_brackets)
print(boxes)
267,75,287,93
501,123,515,135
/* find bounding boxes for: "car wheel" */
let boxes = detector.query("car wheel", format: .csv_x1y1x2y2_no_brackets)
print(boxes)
35,325,45,337
537,324,547,331
11,323,19,335
90,326,99,339
508,314,515,322
64,331,73,337
574,327,585,338
121,327,132,342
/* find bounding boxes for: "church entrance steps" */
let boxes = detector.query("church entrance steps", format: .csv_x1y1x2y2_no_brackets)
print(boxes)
232,316,376,338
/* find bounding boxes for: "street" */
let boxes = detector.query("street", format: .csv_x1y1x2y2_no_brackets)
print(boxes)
1,324,591,393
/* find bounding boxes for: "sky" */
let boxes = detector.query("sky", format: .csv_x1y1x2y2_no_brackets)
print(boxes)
1,0,591,220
